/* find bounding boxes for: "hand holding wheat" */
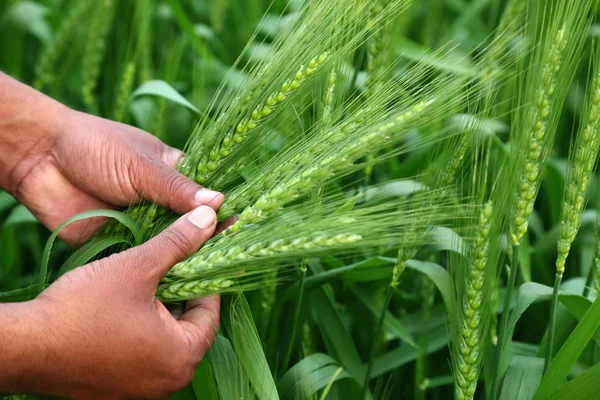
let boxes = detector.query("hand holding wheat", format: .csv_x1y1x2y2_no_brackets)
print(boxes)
0,73,223,244
0,206,221,399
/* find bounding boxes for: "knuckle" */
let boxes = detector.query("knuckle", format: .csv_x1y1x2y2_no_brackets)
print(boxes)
164,172,191,203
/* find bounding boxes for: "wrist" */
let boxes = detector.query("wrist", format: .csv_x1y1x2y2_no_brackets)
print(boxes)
0,300,54,395
0,73,71,195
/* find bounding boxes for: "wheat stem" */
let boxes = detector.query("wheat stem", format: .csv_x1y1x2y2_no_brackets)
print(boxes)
491,244,519,400
283,260,307,370
361,284,393,400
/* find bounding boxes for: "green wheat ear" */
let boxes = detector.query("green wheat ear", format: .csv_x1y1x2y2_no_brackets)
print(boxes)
113,62,136,123
34,0,93,91
510,26,568,246
555,45,600,275
157,190,466,300
222,99,437,234
454,201,492,400
81,0,116,112
195,52,329,185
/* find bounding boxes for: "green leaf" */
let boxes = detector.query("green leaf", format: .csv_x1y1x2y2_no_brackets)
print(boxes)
406,259,453,312
309,288,365,381
0,285,38,302
224,294,279,400
349,285,417,348
59,236,132,275
40,210,143,292
418,226,467,257
540,362,600,400
171,385,195,400
131,80,200,114
278,353,353,399
2,1,51,43
499,356,544,400
192,352,219,400
5,205,37,226
534,296,600,398
0,191,17,215
371,324,449,378
206,335,252,400
281,257,394,301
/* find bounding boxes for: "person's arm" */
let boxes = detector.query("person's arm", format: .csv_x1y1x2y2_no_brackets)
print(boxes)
0,207,220,398
0,72,66,193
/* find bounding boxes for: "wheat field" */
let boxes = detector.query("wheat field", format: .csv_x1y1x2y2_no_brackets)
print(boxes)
2,0,600,399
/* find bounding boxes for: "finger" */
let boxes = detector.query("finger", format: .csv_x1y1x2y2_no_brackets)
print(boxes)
128,205,217,281
132,157,224,214
214,215,238,236
178,295,220,360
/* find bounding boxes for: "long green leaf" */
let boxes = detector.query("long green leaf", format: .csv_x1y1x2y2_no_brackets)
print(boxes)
224,294,279,400
40,209,142,291
540,362,600,400
206,335,253,400
499,356,544,400
534,296,600,398
59,236,132,275
131,80,200,114
278,353,353,399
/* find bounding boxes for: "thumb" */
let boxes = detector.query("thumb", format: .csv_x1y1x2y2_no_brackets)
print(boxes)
128,205,217,282
133,157,224,214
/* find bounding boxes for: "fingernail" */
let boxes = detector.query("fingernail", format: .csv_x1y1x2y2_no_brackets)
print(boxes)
195,188,223,206
187,206,216,229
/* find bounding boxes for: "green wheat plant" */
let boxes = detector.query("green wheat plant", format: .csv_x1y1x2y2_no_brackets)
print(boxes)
490,1,596,395
81,0,115,112
547,42,600,369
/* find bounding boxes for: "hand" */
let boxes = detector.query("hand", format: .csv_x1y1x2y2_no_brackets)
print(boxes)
0,73,223,244
1,206,220,399
14,108,223,244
